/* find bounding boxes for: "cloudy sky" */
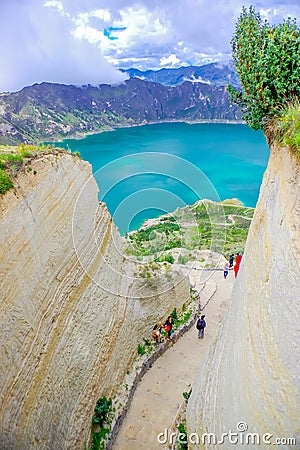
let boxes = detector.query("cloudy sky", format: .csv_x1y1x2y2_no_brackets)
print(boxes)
0,0,299,92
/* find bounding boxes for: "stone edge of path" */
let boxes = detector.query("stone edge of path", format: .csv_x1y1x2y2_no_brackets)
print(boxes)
105,281,217,450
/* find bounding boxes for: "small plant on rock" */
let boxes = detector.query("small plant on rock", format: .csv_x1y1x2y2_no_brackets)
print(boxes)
137,343,146,355
91,397,114,450
177,422,188,450
182,388,192,404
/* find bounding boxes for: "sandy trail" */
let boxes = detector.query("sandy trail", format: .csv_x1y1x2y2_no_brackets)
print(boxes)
113,269,234,449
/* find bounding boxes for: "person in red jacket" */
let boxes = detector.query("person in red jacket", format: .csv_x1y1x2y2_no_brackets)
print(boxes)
236,252,242,265
164,316,173,339
234,252,242,278
234,263,239,278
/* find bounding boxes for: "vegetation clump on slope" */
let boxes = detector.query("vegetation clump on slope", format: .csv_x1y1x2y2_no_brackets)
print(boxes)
0,144,79,195
267,101,300,154
125,200,254,264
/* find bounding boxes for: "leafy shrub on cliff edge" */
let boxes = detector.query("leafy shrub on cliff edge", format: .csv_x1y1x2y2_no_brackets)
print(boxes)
228,6,300,130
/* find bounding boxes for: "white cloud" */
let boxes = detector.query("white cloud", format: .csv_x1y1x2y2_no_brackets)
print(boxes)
72,6,170,52
114,7,170,48
160,54,180,66
0,0,299,92
0,0,125,92
44,0,63,11
184,75,211,84
91,9,111,22
72,23,104,45
44,0,69,17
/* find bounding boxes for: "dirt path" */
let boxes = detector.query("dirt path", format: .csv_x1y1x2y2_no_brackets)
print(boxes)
113,270,234,449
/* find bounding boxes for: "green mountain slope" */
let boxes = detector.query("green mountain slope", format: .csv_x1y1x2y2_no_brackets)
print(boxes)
0,78,242,144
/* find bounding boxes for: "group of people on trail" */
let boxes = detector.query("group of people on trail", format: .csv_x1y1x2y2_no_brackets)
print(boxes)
224,252,242,279
152,313,207,344
152,316,173,344
152,252,242,346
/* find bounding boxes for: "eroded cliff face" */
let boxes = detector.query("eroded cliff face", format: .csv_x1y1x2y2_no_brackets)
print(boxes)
0,152,189,449
187,141,300,448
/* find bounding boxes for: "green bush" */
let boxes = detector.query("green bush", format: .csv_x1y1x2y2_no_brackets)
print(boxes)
171,308,178,322
164,254,175,264
177,422,188,450
4,153,23,163
0,169,14,194
92,397,113,427
155,254,175,264
183,388,192,404
91,397,113,450
137,343,146,355
228,6,300,130
143,338,152,347
143,338,153,354
178,254,188,265
91,429,110,450
139,338,154,352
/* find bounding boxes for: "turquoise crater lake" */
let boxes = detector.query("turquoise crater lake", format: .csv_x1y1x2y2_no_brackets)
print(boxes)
56,122,269,234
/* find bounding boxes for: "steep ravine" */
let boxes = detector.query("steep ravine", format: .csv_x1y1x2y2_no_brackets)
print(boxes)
0,152,190,449
186,141,300,448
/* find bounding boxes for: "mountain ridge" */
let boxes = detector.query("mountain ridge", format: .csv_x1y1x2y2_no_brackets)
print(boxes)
0,77,242,145
120,61,240,87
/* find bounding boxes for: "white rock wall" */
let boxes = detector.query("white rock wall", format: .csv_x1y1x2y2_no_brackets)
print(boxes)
187,142,300,448
0,153,189,449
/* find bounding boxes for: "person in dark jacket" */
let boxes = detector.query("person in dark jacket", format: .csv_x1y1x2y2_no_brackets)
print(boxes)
196,315,206,339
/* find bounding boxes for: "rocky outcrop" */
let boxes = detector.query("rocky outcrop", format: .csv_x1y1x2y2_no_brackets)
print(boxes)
186,141,300,447
0,153,189,449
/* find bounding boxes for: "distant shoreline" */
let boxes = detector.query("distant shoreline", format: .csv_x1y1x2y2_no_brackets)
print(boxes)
51,118,246,143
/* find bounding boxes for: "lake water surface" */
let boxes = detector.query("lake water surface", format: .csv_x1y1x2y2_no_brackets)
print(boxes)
57,122,269,234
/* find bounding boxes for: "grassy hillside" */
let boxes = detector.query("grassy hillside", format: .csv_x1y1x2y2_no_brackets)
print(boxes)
124,199,254,268
0,144,74,195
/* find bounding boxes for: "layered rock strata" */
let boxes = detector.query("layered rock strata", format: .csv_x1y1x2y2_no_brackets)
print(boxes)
0,153,189,449
187,142,300,448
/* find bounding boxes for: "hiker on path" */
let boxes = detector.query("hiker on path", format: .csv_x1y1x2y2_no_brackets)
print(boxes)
196,315,206,339
152,324,162,344
223,261,229,279
229,254,234,268
236,252,242,265
234,252,242,278
164,316,173,339
234,263,239,278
